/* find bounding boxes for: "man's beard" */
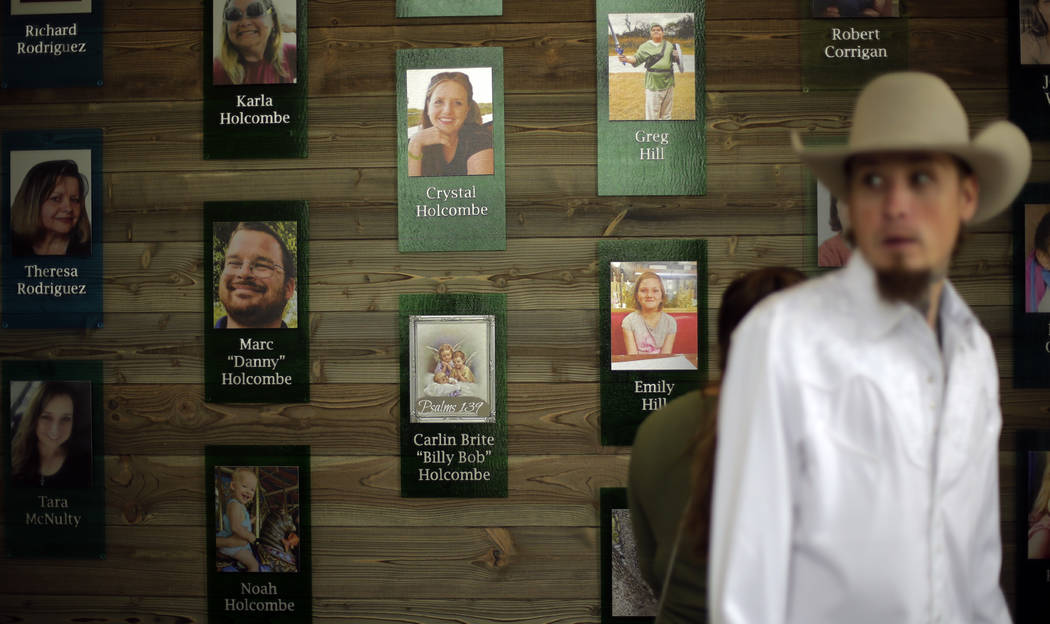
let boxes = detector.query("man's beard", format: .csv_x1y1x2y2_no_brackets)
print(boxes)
874,267,934,304
221,279,289,327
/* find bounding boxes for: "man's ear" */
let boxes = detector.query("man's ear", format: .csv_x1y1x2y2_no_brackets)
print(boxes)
284,278,296,301
1037,248,1050,271
959,174,978,224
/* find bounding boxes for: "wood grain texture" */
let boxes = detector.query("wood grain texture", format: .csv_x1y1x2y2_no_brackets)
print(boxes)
0,596,601,624
0,0,1042,618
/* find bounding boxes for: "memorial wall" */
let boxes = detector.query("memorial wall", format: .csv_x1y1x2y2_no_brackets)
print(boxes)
0,0,1047,622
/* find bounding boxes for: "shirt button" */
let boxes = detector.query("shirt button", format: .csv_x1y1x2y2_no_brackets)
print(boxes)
927,375,934,383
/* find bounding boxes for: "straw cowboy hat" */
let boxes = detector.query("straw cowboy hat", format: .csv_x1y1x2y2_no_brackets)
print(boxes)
792,71,1031,224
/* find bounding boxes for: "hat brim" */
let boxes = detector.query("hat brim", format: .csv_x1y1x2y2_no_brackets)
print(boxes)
792,121,1031,225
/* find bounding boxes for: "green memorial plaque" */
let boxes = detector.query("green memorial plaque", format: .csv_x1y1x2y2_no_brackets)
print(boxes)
396,47,506,252
399,294,508,497
1,0,103,88
801,0,908,92
3,360,104,558
204,202,309,403
597,0,706,196
206,445,311,623
2,129,104,329
397,0,501,17
203,0,308,159
599,239,707,446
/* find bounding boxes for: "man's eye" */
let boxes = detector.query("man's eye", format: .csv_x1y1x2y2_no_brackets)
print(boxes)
862,173,883,188
912,171,932,186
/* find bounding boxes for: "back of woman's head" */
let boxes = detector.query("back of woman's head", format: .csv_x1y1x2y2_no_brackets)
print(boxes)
11,160,90,245
717,267,807,371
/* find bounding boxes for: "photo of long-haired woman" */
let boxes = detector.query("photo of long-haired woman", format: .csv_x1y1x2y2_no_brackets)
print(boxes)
212,0,298,86
9,380,92,489
405,67,494,178
9,150,92,258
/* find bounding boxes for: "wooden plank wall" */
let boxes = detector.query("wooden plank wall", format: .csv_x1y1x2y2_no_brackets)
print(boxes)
0,0,1046,621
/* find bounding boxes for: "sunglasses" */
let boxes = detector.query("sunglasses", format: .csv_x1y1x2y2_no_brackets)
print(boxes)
223,2,273,22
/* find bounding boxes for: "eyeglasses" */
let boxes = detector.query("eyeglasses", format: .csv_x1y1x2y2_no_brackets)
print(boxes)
223,2,272,22
224,259,283,279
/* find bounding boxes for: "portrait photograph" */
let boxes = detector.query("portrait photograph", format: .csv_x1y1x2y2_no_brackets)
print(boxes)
409,314,496,423
607,12,696,121
213,465,301,573
816,180,852,268
212,220,299,329
1021,0,1050,65
212,0,299,86
405,66,495,178
812,0,899,18
8,380,92,489
1026,451,1050,559
11,0,91,16
1023,204,1050,313
9,149,92,258
610,260,699,371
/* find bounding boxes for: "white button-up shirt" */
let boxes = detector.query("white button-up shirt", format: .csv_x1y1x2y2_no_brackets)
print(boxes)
709,254,1011,624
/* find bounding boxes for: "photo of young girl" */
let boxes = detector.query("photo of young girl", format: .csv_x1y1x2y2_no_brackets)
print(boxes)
610,260,699,370
1023,204,1050,313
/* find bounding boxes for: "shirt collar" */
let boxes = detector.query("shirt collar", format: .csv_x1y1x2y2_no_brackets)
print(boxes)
838,253,975,340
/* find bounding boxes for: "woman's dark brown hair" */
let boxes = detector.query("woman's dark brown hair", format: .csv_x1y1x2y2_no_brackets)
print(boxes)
687,266,806,556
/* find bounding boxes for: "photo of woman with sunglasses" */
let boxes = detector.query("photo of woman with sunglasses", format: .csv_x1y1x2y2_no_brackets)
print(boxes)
212,0,298,86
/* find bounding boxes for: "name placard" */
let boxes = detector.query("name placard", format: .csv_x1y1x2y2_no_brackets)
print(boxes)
2,129,103,329
597,0,706,196
203,0,307,159
1015,431,1050,623
1,0,102,88
1010,0,1050,138
3,360,104,558
203,202,309,403
1013,185,1050,387
397,0,501,17
399,294,508,497
396,47,506,252
598,239,707,445
801,0,908,91
206,445,311,624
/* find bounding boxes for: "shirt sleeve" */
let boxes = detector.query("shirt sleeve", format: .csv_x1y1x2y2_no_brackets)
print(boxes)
627,452,660,591
709,305,796,624
969,372,1011,624
632,44,652,67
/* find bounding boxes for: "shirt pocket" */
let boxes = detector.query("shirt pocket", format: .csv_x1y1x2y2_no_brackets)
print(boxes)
809,375,911,470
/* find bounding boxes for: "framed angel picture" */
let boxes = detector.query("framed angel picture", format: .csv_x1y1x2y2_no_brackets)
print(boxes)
408,314,496,424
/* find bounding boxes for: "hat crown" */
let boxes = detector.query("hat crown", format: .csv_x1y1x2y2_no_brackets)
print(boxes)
849,72,969,152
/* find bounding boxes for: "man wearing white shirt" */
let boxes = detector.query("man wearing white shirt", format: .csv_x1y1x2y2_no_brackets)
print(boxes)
709,72,1031,624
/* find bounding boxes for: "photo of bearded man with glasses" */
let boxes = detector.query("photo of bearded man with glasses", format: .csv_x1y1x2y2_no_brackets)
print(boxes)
213,221,297,329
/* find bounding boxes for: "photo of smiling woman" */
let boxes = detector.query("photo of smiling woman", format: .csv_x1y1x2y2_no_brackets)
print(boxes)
610,261,699,371
212,221,298,329
405,68,494,177
9,380,92,489
9,156,91,257
212,0,297,86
